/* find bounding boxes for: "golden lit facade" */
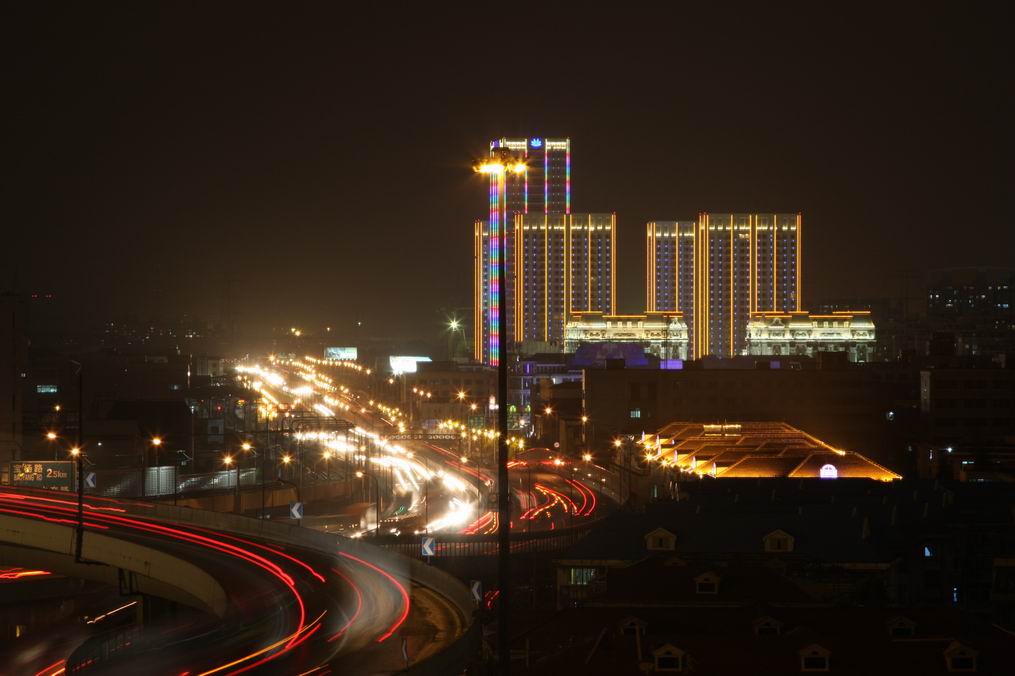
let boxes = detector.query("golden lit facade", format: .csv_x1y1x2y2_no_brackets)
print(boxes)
475,137,571,365
513,213,616,346
564,311,687,359
692,213,802,358
641,421,900,480
746,310,875,362
646,221,697,354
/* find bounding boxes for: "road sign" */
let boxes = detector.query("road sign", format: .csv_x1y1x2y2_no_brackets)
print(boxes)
8,461,75,492
84,472,97,489
421,536,436,557
289,502,304,520
470,580,483,602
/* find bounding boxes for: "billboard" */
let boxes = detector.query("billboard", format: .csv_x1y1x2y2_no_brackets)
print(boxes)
324,347,358,361
9,461,75,492
389,356,431,375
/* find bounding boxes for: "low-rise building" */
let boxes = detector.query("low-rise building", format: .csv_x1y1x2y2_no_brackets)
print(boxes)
565,311,688,360
641,421,901,481
746,310,875,362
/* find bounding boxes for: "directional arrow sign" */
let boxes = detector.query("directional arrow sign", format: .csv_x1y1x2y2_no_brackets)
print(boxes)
421,536,436,557
289,502,304,520
470,580,483,602
84,472,97,489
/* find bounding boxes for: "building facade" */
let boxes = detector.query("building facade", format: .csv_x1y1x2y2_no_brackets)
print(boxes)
564,311,688,360
475,137,572,366
646,221,696,354
695,213,802,358
746,310,875,362
476,207,615,364
927,267,1014,359
645,214,802,359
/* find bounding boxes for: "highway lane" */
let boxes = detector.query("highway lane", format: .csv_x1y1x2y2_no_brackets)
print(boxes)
0,487,439,675
241,357,615,537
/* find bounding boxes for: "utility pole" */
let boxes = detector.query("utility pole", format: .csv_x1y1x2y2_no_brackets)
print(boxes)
74,362,84,563
494,163,511,676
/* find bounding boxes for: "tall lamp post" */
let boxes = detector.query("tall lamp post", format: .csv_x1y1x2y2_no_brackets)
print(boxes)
224,454,237,512
477,153,525,674
613,438,625,506
150,436,163,502
356,470,381,537
69,445,85,561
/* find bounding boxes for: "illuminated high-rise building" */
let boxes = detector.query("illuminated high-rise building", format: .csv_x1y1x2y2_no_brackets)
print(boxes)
567,213,616,315
693,213,801,358
474,137,573,365
514,213,616,346
646,220,697,353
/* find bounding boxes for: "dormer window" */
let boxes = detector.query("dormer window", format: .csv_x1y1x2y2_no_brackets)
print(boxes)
645,528,677,552
753,616,782,636
694,571,719,595
887,616,916,638
763,529,795,553
652,643,685,672
944,642,978,672
619,616,647,637
799,644,830,672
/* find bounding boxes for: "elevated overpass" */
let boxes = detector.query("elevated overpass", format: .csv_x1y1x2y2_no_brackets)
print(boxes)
0,487,478,675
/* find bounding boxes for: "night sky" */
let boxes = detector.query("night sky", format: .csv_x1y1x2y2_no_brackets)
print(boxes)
7,4,1012,340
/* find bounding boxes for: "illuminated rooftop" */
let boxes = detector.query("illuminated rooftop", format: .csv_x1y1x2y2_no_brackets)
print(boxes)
641,422,900,481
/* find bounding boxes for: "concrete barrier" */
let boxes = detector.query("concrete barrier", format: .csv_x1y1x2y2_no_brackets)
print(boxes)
0,514,227,618
127,500,478,670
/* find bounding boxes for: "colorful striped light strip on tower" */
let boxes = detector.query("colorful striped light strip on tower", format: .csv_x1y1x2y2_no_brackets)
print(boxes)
524,143,529,214
488,171,500,366
543,146,549,215
565,142,571,214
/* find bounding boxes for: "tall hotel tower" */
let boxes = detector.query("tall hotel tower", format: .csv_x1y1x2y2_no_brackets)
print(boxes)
646,220,697,353
646,213,801,359
474,138,615,365
515,212,616,345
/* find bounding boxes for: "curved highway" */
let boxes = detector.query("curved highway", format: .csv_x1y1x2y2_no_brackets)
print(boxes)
0,487,461,675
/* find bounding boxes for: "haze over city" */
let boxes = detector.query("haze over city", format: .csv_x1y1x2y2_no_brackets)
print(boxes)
7,4,1011,339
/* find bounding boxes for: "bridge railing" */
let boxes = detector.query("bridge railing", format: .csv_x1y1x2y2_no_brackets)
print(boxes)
84,465,343,500
103,498,480,673
373,522,596,559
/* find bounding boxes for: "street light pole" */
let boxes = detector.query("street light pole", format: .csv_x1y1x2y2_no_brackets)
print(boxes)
356,470,381,537
72,446,84,562
151,437,163,503
478,155,524,674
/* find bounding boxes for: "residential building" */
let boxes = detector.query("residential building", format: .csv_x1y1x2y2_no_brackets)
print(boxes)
695,213,801,358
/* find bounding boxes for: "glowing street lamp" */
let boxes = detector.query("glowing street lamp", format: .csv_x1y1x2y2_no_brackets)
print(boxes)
46,431,58,441
150,436,164,501
355,471,381,538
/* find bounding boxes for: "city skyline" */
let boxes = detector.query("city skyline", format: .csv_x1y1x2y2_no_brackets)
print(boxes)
3,6,1013,675
6,5,1011,339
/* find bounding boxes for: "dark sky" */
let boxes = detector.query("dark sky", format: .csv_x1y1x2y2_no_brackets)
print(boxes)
7,3,1013,340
